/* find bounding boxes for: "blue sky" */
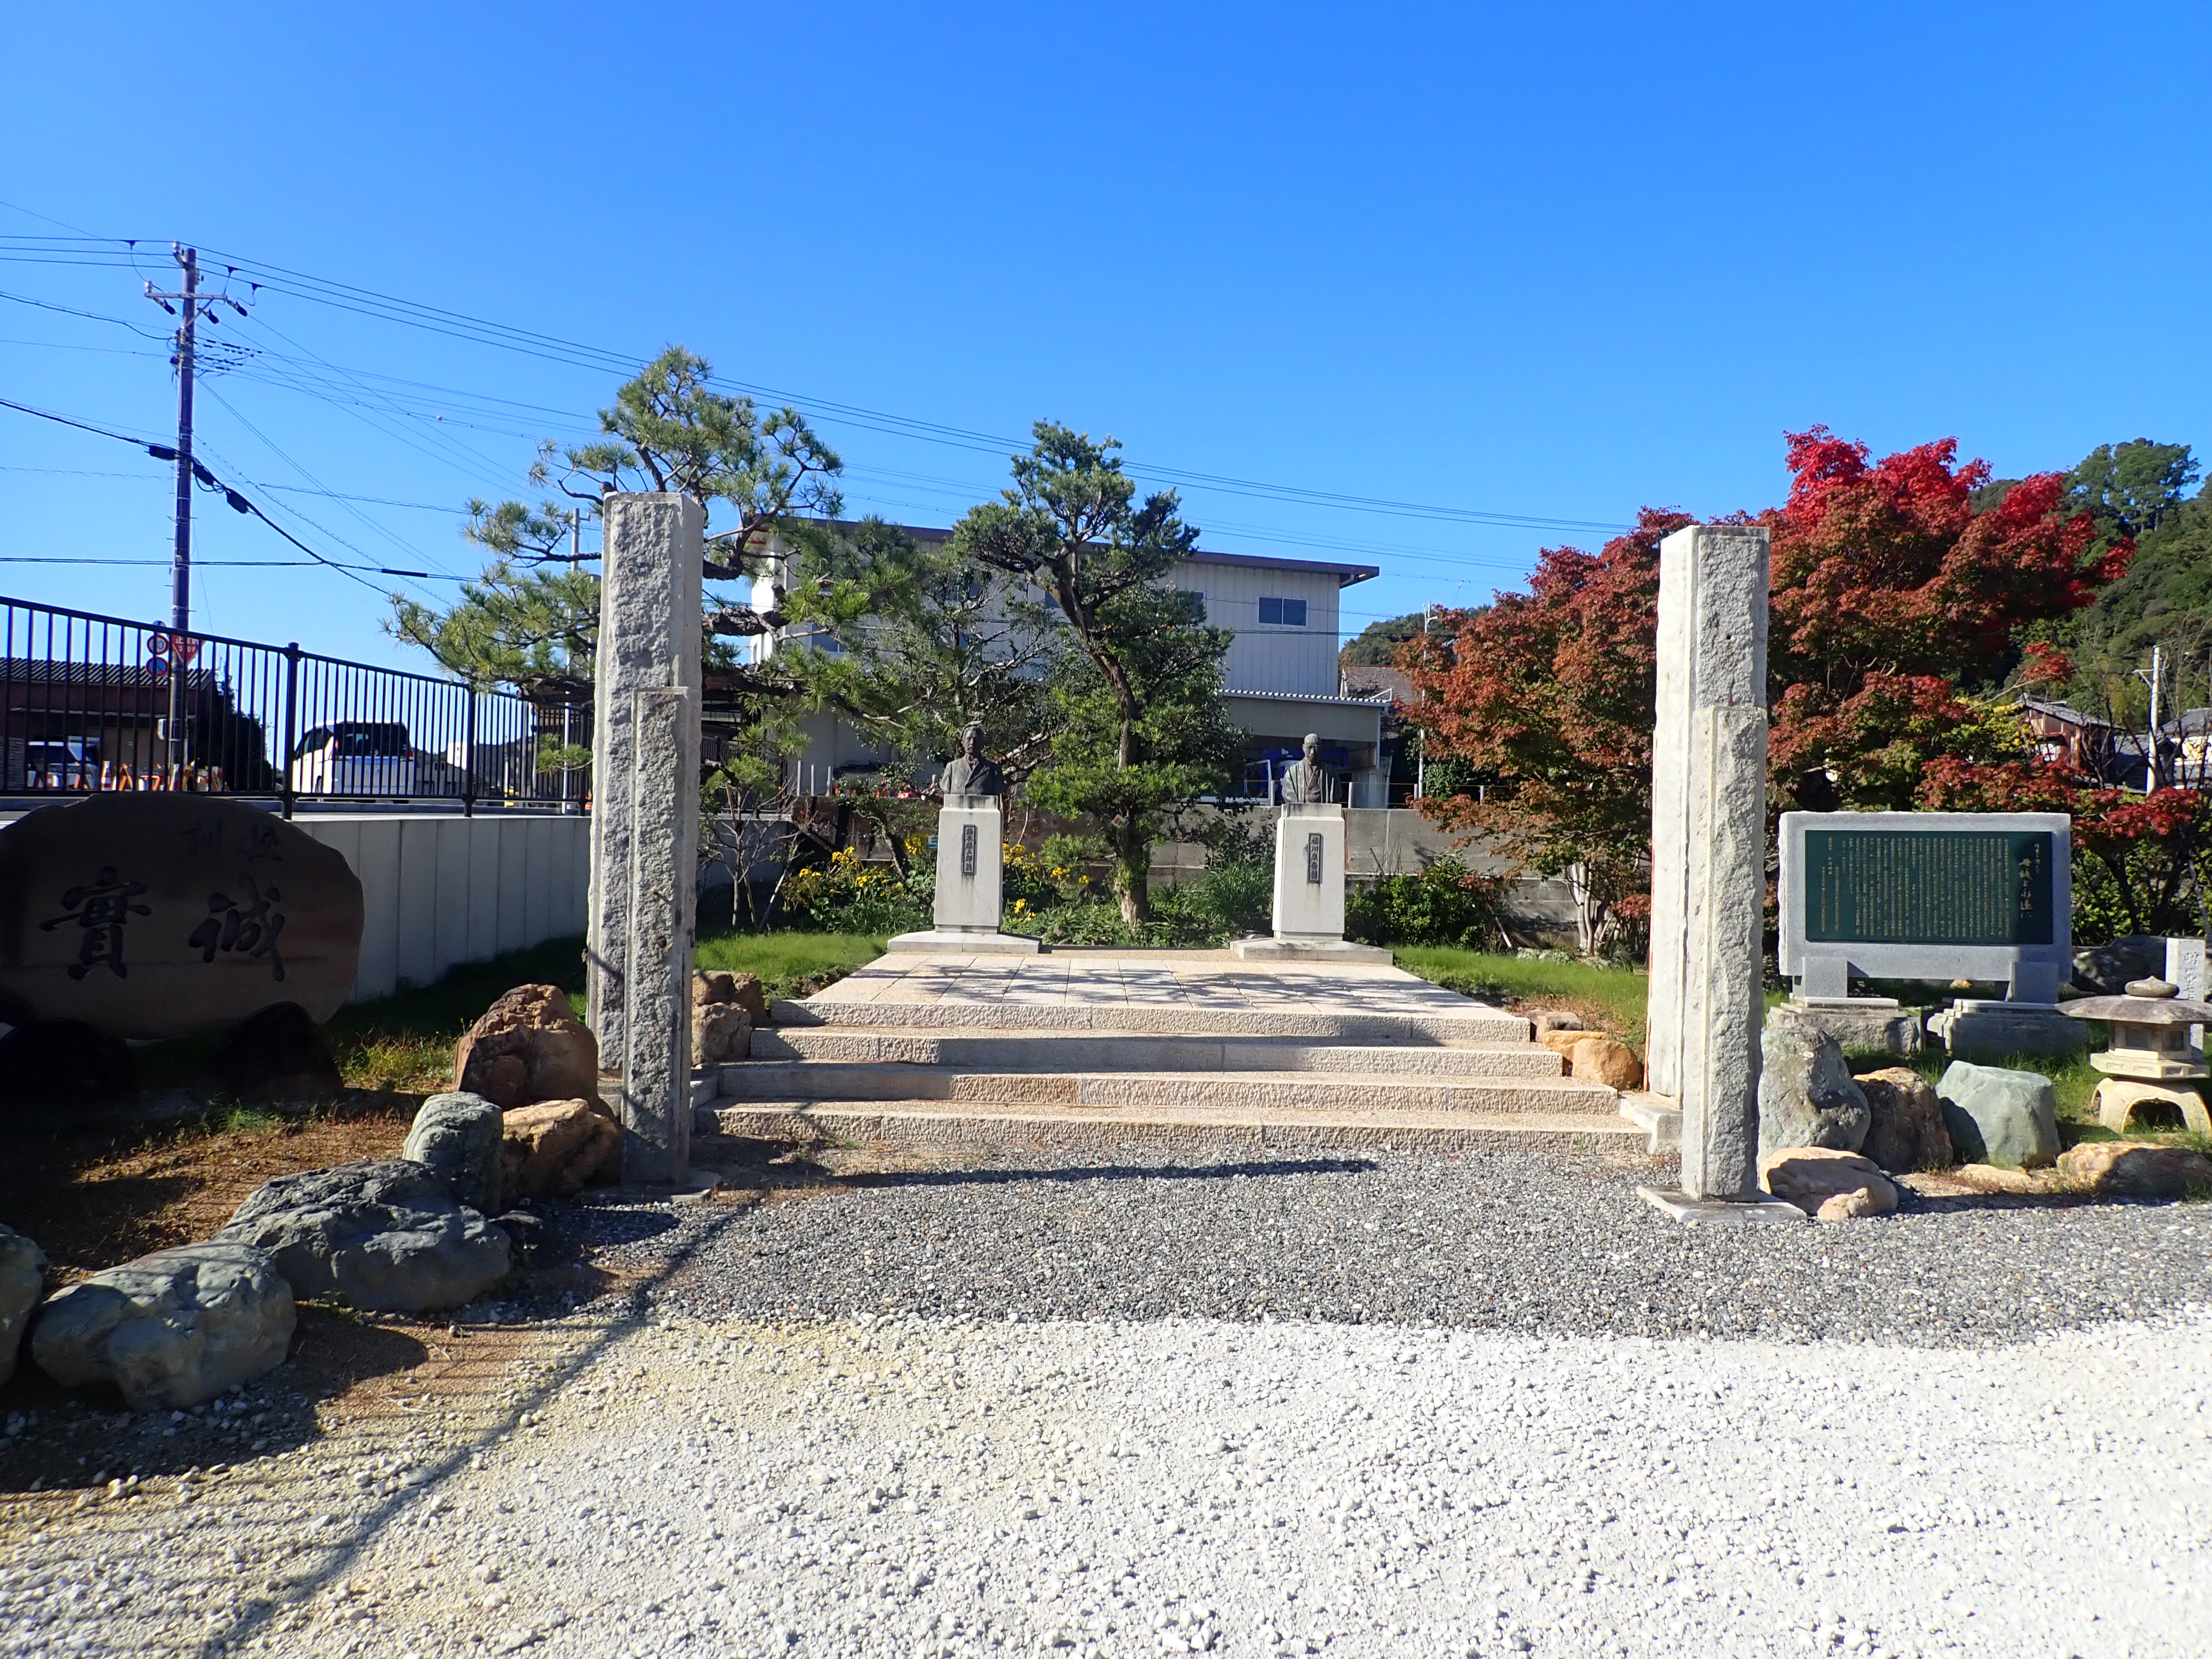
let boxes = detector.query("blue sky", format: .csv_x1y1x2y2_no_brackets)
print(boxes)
3,2,2206,670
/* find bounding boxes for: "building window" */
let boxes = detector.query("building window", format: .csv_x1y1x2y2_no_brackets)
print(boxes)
1257,596,1307,627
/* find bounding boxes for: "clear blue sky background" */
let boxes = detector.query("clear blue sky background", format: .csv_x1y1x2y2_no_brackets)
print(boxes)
3,2,2206,670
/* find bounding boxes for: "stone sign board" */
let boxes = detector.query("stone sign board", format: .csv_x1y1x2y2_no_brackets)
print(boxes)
0,795,364,1039
1778,811,2070,1003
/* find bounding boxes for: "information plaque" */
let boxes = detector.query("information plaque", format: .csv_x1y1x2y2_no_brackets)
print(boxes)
1778,812,2071,1001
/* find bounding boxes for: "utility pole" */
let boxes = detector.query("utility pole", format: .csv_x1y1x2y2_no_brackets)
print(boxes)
144,247,247,781
2136,644,2167,790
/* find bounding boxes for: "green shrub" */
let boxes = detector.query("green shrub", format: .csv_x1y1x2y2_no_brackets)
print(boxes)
1347,859,1509,950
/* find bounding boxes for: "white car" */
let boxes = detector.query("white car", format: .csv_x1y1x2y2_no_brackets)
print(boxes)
289,721,417,797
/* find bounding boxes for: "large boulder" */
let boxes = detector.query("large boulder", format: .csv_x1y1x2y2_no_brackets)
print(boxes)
403,1091,505,1213
1936,1062,2060,1170
1769,999,1922,1059
216,1160,510,1312
1568,1035,1642,1091
695,971,769,1026
2058,1140,2212,1198
0,1225,48,1387
1757,1021,1871,1157
502,1099,620,1198
1759,1146,1900,1221
692,1002,752,1066
196,1001,343,1105
453,984,599,1110
1855,1067,1955,1173
2071,937,2164,997
30,1240,294,1410
0,1019,138,1117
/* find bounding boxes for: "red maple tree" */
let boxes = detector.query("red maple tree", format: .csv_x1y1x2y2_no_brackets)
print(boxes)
1402,429,2131,947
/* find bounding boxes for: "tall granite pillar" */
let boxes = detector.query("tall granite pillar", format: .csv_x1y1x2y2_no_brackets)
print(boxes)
1644,524,1770,1202
587,492,703,1182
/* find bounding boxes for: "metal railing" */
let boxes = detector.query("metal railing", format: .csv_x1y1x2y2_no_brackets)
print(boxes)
0,595,589,814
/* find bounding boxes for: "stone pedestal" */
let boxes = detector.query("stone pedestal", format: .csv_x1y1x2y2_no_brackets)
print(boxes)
888,795,1040,955
1644,524,1771,1206
2095,1076,2212,1138
1928,1000,2087,1062
1771,996,1923,1058
1232,804,1389,963
587,493,703,1183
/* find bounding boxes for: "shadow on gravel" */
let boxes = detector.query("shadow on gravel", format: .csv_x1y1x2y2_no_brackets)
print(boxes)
842,1156,1382,1189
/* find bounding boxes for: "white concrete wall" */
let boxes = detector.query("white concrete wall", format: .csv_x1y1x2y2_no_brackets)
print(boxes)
293,812,589,1003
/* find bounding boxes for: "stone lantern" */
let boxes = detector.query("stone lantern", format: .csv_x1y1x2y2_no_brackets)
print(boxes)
2062,977,2212,1137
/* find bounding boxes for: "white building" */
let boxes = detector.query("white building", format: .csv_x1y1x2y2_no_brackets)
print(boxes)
755,526,1396,805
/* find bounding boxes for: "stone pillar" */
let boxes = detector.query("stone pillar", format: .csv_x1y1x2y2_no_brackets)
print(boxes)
586,492,703,1182
1230,804,1389,962
1644,524,1770,1202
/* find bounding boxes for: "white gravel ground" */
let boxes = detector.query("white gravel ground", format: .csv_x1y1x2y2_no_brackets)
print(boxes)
7,1305,2208,1659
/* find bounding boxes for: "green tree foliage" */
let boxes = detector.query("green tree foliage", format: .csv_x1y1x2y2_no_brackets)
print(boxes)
387,346,843,691
1339,611,1425,666
952,423,1234,923
773,517,1058,788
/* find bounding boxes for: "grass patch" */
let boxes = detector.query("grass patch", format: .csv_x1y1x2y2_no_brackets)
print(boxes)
1393,947,1648,1045
694,930,887,1001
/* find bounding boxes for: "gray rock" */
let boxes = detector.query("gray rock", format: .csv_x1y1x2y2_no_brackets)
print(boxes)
216,1159,511,1312
2071,938,2165,998
1757,1021,1871,1157
1936,1062,2061,1170
1768,999,1921,1059
404,1091,505,1212
1530,1010,1587,1038
29,1240,293,1410
1928,1001,2089,1061
0,1224,48,1387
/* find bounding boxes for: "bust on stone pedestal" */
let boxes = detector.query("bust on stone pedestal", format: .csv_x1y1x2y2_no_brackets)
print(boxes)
1277,733,1332,807
888,724,1038,954
940,723,1005,800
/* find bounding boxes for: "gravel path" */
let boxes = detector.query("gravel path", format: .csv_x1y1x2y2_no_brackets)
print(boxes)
619,1145,2212,1346
5,1307,2207,1658
5,1146,2210,1658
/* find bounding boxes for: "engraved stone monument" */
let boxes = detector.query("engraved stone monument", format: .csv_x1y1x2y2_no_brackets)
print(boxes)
889,726,1040,955
1233,734,1387,962
0,794,363,1039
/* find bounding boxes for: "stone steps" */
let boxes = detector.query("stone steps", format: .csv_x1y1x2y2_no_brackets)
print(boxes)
713,1062,1615,1117
769,997,1530,1044
696,1099,1648,1157
745,1027,1564,1077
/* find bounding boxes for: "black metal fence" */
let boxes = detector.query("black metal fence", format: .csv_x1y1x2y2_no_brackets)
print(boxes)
0,595,589,813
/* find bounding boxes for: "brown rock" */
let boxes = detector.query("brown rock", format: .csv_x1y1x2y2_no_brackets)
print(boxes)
692,1003,752,1065
1569,1035,1643,1091
1538,1030,1587,1057
1854,1067,1954,1173
693,971,738,1006
500,1098,619,1197
2058,1140,2212,1198
454,985,599,1110
1759,1146,1899,1220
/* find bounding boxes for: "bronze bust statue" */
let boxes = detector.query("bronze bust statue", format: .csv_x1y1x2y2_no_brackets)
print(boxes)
1279,733,1332,806
940,724,1005,797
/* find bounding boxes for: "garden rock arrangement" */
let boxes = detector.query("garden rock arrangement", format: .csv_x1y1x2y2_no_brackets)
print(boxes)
0,1224,47,1386
1756,1021,1871,1155
27,1239,294,1410
215,1159,511,1312
500,1098,620,1197
453,983,601,1109
1854,1066,1954,1173
194,1000,344,1106
402,1090,507,1212
1759,1146,1900,1220
1937,1061,2061,1170
692,972,755,1065
2058,1139,2212,1198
